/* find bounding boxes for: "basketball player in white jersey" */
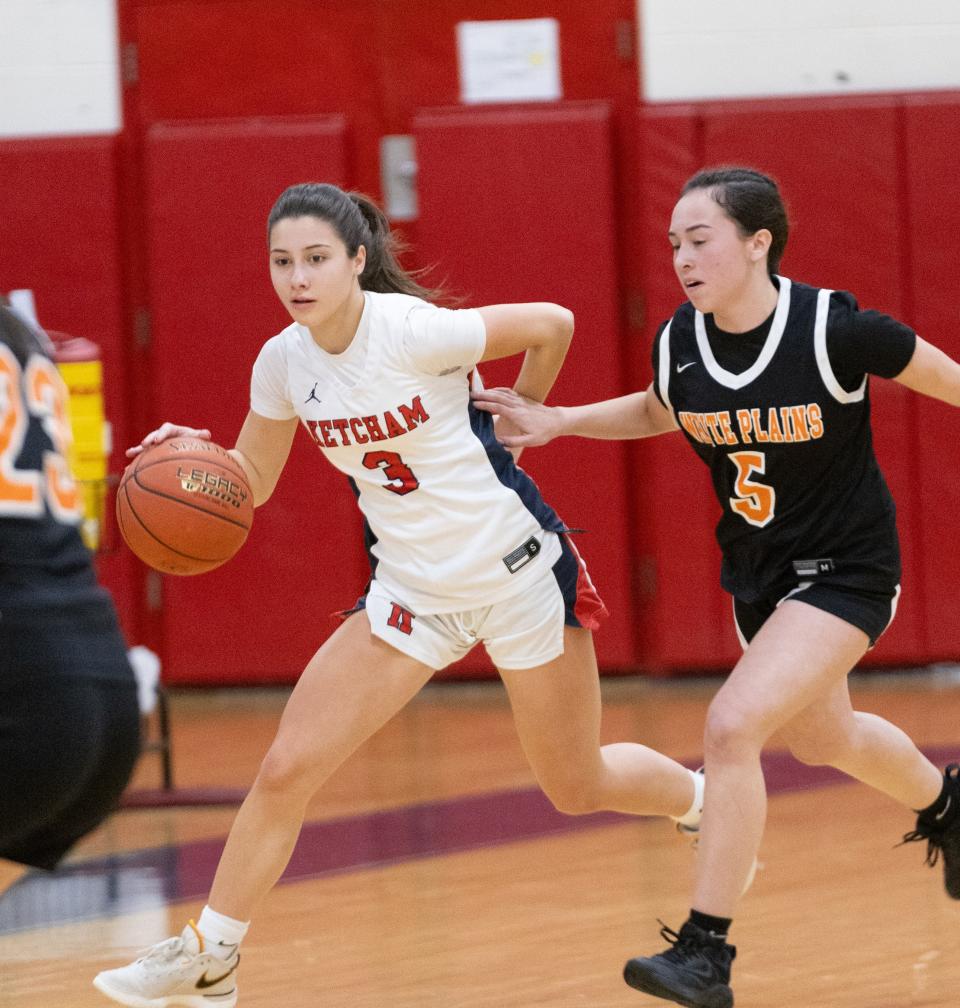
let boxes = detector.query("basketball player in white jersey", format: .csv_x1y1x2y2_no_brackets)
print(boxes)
473,167,960,1008
93,182,705,1007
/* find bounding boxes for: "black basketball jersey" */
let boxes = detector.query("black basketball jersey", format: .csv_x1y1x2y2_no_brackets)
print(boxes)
652,277,915,604
0,327,102,610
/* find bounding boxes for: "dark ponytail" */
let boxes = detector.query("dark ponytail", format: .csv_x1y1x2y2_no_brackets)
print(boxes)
267,183,441,301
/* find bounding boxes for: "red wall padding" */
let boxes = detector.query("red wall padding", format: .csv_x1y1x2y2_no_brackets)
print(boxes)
142,117,369,683
902,94,960,660
132,0,640,202
0,135,141,640
628,108,735,674
414,102,636,674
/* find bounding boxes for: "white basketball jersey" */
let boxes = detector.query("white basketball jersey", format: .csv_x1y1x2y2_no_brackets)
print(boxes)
251,291,565,613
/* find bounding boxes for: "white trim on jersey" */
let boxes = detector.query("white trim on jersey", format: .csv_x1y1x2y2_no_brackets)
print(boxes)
694,275,792,390
884,583,902,636
814,287,867,404
657,319,674,414
732,595,749,652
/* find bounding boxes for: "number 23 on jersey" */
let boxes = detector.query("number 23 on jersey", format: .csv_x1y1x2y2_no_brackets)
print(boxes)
0,344,82,523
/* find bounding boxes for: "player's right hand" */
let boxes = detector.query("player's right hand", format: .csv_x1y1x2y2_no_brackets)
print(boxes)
126,423,212,457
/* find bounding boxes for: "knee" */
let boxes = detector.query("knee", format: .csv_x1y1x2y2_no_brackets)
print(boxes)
703,698,764,763
254,740,315,797
541,777,604,817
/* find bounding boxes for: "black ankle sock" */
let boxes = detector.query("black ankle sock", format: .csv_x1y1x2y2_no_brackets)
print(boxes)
917,768,957,822
689,909,732,940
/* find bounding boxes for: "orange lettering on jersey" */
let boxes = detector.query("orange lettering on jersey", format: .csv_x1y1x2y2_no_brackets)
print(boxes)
696,413,712,442
717,411,737,445
679,412,702,442
676,402,824,450
702,413,720,445
807,402,824,438
736,409,754,443
787,405,810,442
0,350,42,509
28,360,80,519
751,408,770,443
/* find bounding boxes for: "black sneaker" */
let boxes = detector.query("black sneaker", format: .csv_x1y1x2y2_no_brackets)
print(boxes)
901,763,960,899
623,920,735,1008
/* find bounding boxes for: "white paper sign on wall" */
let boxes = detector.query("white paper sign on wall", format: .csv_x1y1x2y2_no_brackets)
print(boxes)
456,18,562,104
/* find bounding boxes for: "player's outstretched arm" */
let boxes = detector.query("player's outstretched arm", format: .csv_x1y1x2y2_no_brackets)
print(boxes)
894,336,960,408
471,381,679,449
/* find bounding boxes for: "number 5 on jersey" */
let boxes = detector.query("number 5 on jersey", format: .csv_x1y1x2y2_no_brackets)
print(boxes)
728,450,775,528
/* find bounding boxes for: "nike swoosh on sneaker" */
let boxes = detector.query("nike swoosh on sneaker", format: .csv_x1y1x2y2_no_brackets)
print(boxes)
195,959,239,989
936,796,953,821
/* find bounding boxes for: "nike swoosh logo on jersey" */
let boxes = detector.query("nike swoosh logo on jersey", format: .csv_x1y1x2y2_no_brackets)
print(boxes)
195,958,239,989
676,361,697,373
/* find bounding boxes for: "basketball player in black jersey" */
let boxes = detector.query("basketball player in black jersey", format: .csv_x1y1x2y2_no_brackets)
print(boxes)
0,304,140,886
473,167,960,1008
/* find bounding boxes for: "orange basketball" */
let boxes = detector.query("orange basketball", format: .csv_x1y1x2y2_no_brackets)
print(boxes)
116,437,254,575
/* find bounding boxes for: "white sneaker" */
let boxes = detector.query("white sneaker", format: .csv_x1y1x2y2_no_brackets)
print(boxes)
93,920,240,1008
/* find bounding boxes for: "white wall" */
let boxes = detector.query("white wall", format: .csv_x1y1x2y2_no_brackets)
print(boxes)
2,1,960,136
0,0,120,138
640,0,960,102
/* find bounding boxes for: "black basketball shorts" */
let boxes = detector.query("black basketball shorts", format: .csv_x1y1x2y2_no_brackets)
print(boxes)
733,581,901,650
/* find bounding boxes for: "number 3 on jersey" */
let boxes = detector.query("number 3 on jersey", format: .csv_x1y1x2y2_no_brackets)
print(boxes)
362,450,419,496
0,344,81,522
728,450,775,528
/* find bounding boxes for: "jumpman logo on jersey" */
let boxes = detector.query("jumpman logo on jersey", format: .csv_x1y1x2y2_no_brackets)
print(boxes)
304,382,322,405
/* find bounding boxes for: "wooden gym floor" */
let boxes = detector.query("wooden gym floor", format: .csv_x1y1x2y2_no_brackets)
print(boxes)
2,669,959,1007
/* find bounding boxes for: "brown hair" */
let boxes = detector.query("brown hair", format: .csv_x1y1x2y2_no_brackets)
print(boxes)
682,167,790,275
267,183,441,301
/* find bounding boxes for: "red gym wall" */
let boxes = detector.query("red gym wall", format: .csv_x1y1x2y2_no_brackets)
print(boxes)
3,1,959,682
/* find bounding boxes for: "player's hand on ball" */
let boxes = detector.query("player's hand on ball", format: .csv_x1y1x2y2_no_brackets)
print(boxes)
470,387,564,448
126,423,212,457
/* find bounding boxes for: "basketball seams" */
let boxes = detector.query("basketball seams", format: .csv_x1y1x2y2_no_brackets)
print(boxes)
133,448,247,483
130,465,251,532
116,438,253,574
118,479,225,566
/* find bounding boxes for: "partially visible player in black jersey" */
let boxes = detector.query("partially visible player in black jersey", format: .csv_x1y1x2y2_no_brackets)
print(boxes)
473,166,960,1008
0,303,140,887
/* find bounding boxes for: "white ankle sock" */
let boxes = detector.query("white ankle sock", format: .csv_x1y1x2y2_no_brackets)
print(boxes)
197,905,249,957
673,768,705,829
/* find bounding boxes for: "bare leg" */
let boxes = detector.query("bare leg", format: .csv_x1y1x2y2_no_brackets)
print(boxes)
778,675,942,808
693,600,873,917
208,613,435,920
499,626,696,818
